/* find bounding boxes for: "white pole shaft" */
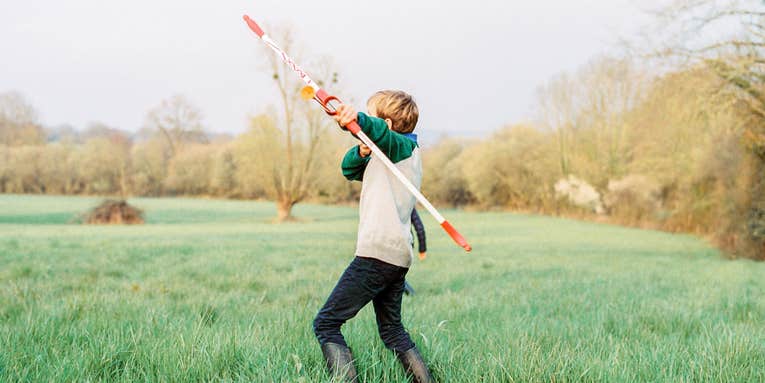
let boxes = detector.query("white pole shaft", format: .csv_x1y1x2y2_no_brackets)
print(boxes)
261,35,320,91
355,130,446,224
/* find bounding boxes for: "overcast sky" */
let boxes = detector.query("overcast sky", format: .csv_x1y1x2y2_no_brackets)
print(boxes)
1,0,668,139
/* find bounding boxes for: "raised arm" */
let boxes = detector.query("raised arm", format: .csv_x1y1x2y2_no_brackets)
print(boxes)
341,145,371,181
356,112,417,163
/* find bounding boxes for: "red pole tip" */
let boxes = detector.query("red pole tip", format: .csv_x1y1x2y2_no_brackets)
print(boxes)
242,14,265,37
440,220,472,253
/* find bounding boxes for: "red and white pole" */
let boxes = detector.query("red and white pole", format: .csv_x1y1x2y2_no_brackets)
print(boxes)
243,15,471,252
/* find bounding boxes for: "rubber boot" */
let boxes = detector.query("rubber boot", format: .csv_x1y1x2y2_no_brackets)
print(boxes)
320,342,358,382
396,346,435,383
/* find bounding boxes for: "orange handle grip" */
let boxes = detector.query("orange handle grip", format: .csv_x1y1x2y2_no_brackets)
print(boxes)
344,120,361,135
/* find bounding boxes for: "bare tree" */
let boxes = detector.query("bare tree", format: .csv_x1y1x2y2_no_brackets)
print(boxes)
654,0,765,148
537,72,579,177
536,58,646,185
143,95,207,158
577,58,646,181
0,91,44,146
246,27,339,221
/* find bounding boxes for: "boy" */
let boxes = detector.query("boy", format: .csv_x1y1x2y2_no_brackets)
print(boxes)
313,90,434,383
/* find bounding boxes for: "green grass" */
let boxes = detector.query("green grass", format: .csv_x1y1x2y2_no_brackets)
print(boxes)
1,194,764,382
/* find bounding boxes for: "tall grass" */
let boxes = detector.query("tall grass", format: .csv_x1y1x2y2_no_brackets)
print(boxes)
1,195,764,382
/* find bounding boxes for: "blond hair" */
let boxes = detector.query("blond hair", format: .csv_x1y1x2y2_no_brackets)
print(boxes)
367,90,419,134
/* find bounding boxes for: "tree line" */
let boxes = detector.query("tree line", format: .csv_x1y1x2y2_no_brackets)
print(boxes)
1,0,763,259
0,92,355,202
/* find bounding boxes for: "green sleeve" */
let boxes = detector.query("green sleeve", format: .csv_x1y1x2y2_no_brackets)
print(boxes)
356,112,417,163
341,145,370,181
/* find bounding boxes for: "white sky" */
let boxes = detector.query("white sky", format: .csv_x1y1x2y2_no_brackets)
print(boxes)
1,0,668,139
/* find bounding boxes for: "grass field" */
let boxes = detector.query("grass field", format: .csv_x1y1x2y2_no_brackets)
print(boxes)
1,194,764,382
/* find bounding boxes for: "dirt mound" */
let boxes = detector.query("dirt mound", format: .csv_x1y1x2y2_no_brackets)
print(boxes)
85,200,144,224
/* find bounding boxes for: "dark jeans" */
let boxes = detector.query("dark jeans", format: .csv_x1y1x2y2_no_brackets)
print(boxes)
313,256,415,352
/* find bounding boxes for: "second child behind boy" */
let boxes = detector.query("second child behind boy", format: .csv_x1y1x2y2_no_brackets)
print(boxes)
312,90,435,383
